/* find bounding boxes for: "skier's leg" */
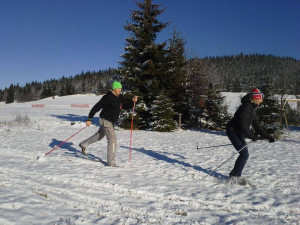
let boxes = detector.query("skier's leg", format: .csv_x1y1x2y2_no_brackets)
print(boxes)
231,147,249,177
100,119,117,166
104,127,117,166
226,127,249,176
79,118,106,148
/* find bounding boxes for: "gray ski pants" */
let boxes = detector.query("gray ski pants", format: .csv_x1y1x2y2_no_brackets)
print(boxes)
80,118,117,166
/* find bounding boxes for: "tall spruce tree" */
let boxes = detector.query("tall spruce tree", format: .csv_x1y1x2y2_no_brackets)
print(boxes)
185,58,221,127
119,0,169,129
165,28,188,123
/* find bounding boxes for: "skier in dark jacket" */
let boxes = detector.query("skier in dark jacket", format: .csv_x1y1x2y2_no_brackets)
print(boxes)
226,88,275,178
79,81,137,166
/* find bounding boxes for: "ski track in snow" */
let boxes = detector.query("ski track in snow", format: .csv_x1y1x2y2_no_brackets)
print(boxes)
0,95,299,224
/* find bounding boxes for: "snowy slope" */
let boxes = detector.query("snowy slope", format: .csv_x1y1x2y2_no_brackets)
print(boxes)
0,94,299,224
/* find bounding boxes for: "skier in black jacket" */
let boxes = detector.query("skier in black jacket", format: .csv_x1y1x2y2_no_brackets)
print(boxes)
226,88,275,178
79,81,137,166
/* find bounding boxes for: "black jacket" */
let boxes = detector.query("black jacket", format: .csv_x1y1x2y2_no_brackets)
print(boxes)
227,94,271,139
88,91,134,124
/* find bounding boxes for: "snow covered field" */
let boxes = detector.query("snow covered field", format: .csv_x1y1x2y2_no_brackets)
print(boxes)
0,94,299,224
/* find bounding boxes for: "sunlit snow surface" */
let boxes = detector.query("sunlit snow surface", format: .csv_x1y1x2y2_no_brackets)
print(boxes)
0,94,299,224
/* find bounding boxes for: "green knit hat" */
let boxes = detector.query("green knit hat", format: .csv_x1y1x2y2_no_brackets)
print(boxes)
112,81,122,89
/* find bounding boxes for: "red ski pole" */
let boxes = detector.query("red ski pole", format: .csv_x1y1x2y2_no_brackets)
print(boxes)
44,126,86,156
129,102,136,162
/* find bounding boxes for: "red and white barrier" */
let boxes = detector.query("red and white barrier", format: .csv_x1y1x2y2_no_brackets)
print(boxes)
70,104,89,108
30,104,89,108
32,104,45,107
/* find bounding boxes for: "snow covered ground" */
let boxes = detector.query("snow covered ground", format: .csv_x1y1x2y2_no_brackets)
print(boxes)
0,94,299,225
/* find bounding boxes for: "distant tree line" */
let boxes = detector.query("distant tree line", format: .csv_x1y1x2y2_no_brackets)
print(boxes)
0,68,120,103
1,55,298,104
203,53,300,94
0,0,299,134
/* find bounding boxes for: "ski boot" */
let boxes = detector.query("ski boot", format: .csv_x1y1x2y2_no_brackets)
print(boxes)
79,144,87,156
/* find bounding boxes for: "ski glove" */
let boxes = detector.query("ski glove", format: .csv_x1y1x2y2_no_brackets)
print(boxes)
86,118,92,127
269,137,275,143
252,135,259,142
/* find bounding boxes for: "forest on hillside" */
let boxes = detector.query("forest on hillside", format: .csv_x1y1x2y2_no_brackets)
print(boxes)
204,53,300,94
1,53,299,132
0,68,119,103
1,54,298,104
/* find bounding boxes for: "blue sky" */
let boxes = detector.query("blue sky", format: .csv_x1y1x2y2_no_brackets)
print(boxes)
0,0,299,89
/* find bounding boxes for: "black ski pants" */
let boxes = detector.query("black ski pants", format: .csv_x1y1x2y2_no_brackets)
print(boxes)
226,126,249,177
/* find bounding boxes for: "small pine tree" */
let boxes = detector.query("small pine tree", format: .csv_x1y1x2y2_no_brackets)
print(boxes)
256,84,282,136
284,103,300,126
119,100,148,130
201,84,230,130
149,92,176,132
118,92,148,130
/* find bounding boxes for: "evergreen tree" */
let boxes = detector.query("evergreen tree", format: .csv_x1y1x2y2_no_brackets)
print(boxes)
80,81,86,94
6,84,15,104
65,81,76,95
41,83,54,99
165,28,189,123
96,82,104,95
104,80,112,93
256,84,282,136
283,102,300,127
119,0,169,129
232,78,242,92
185,58,221,127
201,84,230,130
149,92,176,132
118,92,148,130
18,83,35,102
59,85,66,96
0,89,3,101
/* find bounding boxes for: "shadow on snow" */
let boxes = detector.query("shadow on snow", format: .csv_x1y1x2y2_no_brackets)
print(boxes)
49,114,100,126
121,145,227,179
48,138,106,165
